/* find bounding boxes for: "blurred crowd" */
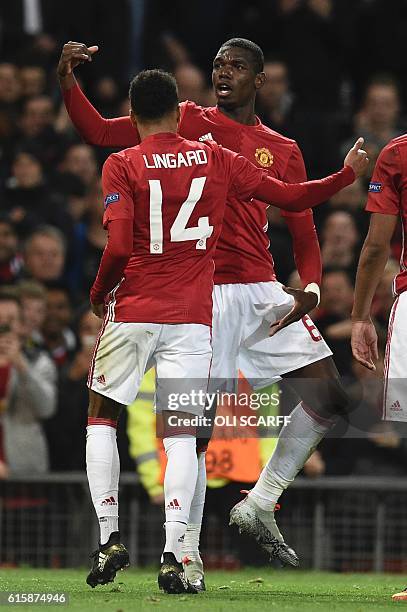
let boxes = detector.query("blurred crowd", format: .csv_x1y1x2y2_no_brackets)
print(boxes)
1,0,407,517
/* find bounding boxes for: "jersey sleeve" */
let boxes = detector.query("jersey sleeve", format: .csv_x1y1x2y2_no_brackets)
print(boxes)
279,142,308,217
224,145,355,211
102,154,135,228
365,144,402,215
62,81,139,147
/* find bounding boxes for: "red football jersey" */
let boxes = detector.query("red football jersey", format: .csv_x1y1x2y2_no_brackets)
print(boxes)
63,87,314,284
102,133,267,325
366,134,407,295
179,103,308,284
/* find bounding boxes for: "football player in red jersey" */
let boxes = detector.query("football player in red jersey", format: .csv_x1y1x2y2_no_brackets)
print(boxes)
58,39,368,588
350,136,407,602
84,68,366,594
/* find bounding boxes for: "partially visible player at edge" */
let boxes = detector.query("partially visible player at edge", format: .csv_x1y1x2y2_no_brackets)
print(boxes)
84,68,365,594
58,38,368,588
350,135,407,603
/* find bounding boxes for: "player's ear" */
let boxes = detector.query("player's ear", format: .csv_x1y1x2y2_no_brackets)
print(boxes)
255,72,266,91
130,109,138,129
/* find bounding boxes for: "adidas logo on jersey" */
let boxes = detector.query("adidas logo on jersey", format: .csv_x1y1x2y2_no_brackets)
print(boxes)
96,374,106,385
198,132,214,142
101,496,117,506
391,400,402,411
166,498,181,510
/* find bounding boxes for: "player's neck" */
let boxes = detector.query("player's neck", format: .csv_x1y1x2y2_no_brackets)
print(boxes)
137,120,178,142
217,101,257,126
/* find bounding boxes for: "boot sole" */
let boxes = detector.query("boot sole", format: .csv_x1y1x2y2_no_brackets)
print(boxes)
230,505,299,567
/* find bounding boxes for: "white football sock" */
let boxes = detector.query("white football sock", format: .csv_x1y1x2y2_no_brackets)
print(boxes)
163,435,198,563
250,403,332,510
86,423,120,545
183,451,206,561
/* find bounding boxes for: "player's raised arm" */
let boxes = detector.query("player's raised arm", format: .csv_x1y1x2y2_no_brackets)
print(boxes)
253,138,368,212
57,42,138,148
227,138,368,213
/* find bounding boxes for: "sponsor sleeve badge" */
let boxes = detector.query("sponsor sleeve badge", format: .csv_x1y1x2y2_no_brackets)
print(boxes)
368,182,382,193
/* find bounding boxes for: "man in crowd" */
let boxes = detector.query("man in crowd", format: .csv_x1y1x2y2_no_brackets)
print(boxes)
0,288,56,475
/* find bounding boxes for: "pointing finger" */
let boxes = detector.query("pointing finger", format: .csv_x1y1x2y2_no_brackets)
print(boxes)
352,137,364,151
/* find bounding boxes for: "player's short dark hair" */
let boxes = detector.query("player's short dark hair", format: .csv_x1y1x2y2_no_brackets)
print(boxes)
129,69,179,121
219,38,264,74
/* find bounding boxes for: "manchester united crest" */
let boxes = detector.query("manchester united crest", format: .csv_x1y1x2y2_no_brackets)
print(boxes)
255,147,274,168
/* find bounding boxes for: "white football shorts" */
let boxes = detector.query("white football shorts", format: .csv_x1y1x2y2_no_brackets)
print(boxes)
383,292,407,421
211,281,332,390
88,321,212,415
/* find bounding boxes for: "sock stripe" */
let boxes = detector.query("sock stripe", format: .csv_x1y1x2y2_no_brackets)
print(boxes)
88,417,117,428
301,401,334,428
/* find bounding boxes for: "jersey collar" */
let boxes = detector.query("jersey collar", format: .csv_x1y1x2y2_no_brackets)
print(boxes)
213,106,262,130
142,132,182,144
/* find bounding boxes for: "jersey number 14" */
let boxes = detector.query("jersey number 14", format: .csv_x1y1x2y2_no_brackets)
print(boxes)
148,177,213,253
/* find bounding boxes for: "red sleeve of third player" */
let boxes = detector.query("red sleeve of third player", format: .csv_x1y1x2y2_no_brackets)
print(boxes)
281,142,322,286
365,144,402,215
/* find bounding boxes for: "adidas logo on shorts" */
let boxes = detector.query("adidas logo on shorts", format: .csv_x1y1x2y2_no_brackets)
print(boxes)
166,498,181,510
101,496,117,506
391,400,402,411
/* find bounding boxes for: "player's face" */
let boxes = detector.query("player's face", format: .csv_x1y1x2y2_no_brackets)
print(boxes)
212,47,263,109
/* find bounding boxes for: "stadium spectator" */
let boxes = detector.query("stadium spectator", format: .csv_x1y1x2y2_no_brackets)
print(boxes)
341,76,405,176
18,279,47,348
0,217,23,285
3,150,71,237
59,144,99,187
257,59,294,134
0,63,21,140
19,65,47,98
174,63,209,106
320,210,360,280
0,63,21,106
41,285,76,367
315,268,354,375
327,178,366,213
274,0,346,111
23,225,66,285
18,95,54,139
92,77,121,117
0,288,56,475
15,95,64,166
